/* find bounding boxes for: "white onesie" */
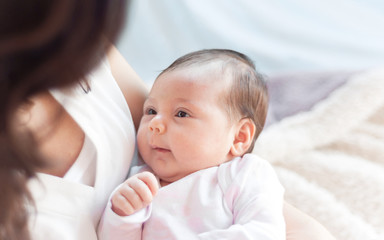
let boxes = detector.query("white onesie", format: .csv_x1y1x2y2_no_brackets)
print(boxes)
99,154,285,240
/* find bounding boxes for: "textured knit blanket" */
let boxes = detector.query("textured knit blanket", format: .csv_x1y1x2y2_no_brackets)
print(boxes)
253,68,384,240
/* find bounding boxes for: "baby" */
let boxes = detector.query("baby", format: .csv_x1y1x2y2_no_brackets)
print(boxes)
98,49,285,239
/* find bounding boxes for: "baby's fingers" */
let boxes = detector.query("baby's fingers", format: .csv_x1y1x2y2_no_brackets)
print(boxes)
110,172,159,216
111,189,138,216
136,171,159,197
130,171,159,204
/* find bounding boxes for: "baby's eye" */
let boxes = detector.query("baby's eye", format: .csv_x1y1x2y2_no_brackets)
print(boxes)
146,108,157,115
176,111,190,118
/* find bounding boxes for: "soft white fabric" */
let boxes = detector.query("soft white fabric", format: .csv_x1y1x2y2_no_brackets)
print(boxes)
64,134,96,186
98,154,285,240
28,59,136,240
253,67,384,240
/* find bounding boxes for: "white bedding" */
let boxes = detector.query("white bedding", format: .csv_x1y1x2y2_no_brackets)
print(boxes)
253,68,384,239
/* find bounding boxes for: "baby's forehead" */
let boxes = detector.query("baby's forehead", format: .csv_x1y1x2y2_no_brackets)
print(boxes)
153,64,231,95
154,59,240,95
172,61,233,80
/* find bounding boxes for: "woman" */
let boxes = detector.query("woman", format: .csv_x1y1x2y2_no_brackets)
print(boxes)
0,1,335,239
1,1,145,239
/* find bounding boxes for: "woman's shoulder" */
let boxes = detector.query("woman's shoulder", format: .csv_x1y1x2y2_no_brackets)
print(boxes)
106,45,148,130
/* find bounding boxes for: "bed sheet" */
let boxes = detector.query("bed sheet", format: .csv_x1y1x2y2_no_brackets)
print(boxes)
255,68,384,240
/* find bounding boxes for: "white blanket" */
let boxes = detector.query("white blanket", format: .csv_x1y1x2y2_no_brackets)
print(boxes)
253,68,384,240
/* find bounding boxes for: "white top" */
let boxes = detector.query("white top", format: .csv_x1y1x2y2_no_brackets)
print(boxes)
28,59,136,240
64,134,96,186
98,154,285,240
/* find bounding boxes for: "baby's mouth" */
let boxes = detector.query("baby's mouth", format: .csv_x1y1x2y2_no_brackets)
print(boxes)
151,145,170,153
156,148,170,153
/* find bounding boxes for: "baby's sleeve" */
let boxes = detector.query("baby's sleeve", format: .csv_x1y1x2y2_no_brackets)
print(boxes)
97,198,151,240
97,165,153,240
199,154,285,240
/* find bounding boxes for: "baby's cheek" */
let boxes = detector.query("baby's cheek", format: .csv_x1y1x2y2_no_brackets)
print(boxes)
137,128,147,149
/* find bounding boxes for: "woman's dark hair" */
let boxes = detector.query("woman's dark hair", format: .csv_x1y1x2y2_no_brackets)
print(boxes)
0,1,127,239
159,49,269,153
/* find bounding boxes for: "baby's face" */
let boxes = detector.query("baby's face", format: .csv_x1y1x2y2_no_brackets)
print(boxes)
137,67,236,186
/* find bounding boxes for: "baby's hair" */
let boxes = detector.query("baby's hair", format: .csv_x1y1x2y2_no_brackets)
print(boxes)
159,49,269,153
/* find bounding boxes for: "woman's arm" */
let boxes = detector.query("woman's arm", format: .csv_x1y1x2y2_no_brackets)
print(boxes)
284,202,336,240
107,45,149,130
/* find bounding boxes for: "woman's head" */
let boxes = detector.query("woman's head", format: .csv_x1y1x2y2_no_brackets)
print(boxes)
0,1,127,239
0,1,126,102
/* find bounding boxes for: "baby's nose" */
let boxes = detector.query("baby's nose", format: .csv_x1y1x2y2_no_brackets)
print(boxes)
149,116,165,134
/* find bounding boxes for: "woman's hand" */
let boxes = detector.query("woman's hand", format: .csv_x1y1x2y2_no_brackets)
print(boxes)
284,202,336,240
111,171,159,216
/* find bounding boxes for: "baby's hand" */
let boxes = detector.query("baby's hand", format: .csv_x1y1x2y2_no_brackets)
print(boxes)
111,171,159,216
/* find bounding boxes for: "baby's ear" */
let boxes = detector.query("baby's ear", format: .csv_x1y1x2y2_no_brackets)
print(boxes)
230,118,256,156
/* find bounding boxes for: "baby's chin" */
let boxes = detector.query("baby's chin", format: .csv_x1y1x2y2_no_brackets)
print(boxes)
159,179,172,187
156,172,186,187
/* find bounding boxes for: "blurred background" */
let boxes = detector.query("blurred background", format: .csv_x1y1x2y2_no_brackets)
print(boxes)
116,0,384,86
